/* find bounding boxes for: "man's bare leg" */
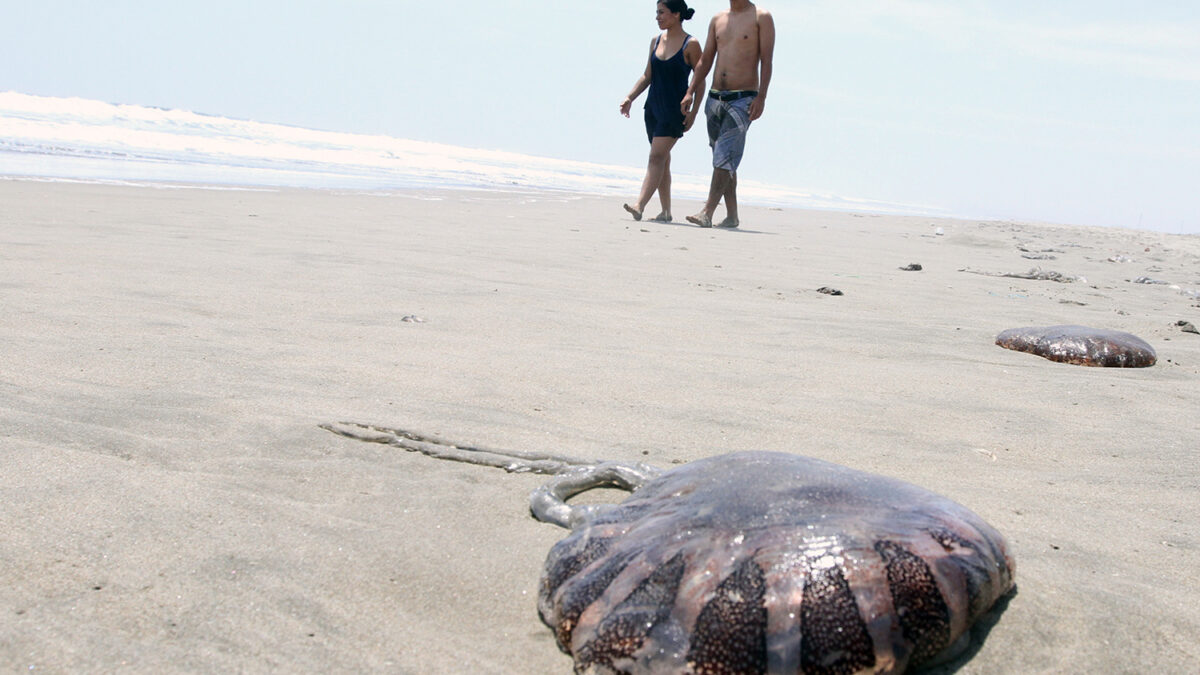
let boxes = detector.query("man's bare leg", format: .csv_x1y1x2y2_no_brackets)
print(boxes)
718,172,739,227
625,136,677,221
687,168,733,228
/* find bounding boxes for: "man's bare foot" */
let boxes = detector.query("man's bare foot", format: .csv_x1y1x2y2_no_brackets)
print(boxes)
649,212,672,223
686,211,713,228
623,203,642,221
717,216,740,228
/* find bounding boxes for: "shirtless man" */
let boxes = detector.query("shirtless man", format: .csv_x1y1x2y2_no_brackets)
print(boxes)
681,0,774,228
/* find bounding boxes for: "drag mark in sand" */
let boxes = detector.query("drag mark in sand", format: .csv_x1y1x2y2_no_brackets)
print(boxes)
995,325,1157,367
322,423,1016,674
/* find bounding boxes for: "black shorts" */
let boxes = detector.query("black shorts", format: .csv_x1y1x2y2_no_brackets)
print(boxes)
644,106,684,143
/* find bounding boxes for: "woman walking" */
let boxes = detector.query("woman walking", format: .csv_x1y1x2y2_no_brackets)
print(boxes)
620,1,702,222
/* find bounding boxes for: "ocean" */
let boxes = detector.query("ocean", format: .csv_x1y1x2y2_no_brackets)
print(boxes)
0,91,929,215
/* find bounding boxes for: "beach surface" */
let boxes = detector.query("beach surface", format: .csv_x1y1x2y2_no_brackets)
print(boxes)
2,179,1198,672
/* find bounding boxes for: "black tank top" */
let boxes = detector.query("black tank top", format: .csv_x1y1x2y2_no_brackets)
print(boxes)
646,35,693,119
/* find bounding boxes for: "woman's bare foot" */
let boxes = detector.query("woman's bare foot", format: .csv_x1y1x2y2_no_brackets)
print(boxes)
649,212,672,223
686,211,713,227
623,203,643,221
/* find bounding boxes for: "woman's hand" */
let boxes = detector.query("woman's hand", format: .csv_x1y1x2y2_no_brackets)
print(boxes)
620,97,633,118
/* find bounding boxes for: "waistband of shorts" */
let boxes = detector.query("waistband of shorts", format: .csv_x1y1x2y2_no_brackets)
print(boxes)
708,89,758,102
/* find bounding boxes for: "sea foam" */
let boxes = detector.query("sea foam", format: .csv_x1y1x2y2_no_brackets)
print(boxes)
0,91,930,214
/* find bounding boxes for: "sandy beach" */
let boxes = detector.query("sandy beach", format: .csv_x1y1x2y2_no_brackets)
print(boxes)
1,179,1197,672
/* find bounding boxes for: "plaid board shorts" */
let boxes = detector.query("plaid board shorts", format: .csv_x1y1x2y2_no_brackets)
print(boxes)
706,92,756,172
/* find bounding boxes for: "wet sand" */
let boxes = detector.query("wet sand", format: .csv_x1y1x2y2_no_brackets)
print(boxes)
1,179,1198,672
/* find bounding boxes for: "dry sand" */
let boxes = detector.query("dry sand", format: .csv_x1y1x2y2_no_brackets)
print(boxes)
1,179,1198,673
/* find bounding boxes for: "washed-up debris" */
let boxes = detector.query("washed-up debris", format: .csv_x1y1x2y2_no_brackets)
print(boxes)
1132,276,1170,285
899,263,923,271
816,286,844,296
959,267,1082,283
400,315,426,323
1177,320,1199,335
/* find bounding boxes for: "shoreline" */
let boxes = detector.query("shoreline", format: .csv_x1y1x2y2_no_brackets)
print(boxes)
6,172,1192,238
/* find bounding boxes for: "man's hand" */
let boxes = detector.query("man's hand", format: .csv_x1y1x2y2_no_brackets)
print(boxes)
748,96,765,121
620,97,633,118
683,110,697,132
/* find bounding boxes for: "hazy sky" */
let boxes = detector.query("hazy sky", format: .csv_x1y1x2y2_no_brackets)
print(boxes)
3,1,1198,232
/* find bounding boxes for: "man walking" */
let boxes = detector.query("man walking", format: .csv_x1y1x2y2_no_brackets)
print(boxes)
682,0,774,228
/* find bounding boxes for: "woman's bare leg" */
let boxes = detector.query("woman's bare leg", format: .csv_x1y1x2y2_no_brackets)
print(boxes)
625,136,678,219
653,153,673,220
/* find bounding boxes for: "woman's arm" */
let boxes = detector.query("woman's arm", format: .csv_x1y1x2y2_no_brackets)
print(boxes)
682,39,704,130
620,39,656,117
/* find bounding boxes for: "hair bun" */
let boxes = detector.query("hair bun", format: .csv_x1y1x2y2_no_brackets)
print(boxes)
684,8,695,20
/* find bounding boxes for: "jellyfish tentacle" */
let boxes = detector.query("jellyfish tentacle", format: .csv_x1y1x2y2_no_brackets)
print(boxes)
320,422,594,474
321,423,661,529
530,462,664,529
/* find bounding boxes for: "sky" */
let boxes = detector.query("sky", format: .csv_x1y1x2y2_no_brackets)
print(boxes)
2,1,1198,233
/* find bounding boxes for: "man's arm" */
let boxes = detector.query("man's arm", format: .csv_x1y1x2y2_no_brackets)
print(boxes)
681,17,718,114
748,10,775,121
